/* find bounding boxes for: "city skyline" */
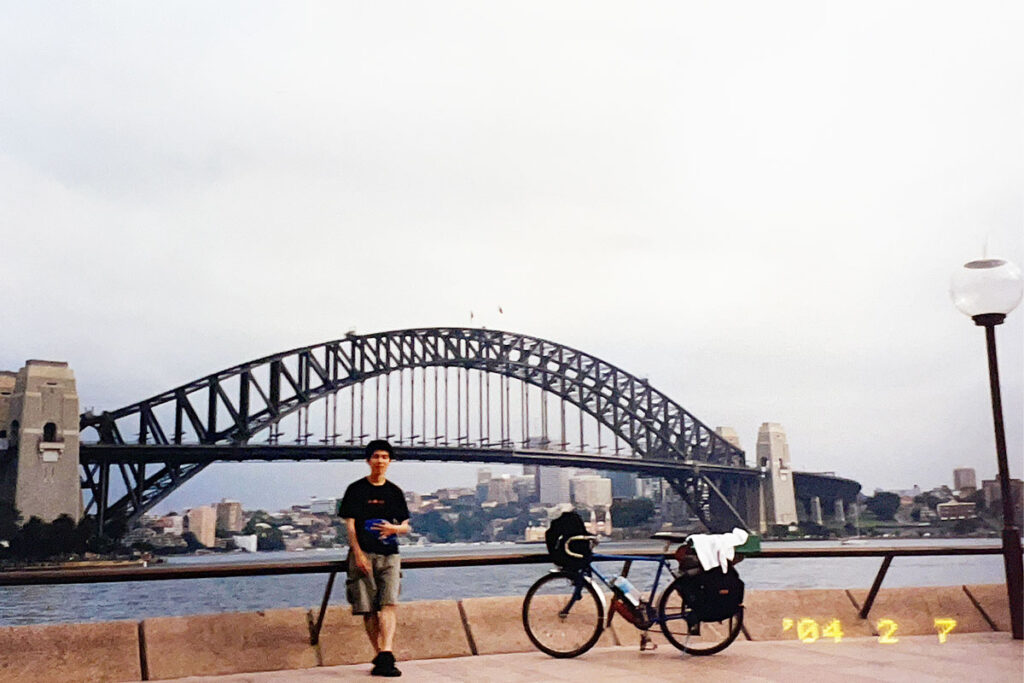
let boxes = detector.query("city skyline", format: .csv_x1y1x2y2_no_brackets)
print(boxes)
148,460,1008,516
2,2,1020,515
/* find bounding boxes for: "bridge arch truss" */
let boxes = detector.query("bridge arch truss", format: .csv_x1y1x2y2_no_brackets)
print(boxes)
80,328,753,533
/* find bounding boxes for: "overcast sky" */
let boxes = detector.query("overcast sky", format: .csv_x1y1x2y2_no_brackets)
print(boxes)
2,2,1021,513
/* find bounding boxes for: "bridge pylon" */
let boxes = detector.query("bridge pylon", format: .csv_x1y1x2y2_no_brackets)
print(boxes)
0,361,82,524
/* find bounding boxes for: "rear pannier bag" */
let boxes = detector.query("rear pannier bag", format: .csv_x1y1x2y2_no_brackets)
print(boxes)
545,511,592,569
680,565,744,624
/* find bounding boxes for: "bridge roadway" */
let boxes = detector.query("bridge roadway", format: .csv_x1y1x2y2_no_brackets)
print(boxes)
145,633,1023,682
79,444,762,478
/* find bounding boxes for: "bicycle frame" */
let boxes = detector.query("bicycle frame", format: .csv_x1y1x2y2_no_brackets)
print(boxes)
560,551,678,631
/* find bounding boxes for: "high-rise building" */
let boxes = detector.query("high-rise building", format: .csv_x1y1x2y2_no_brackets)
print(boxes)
215,499,244,533
637,477,663,501
953,468,977,492
603,471,638,499
477,468,492,485
539,467,572,505
486,475,515,505
512,474,537,502
186,505,217,548
570,475,613,508
982,478,1024,526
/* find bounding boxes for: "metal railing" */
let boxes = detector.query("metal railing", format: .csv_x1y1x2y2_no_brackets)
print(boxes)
0,545,1008,644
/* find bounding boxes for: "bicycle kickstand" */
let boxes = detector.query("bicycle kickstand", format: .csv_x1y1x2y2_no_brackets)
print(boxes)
639,630,657,651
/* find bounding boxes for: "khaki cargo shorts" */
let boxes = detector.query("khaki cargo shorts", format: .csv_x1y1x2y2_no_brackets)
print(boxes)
346,551,401,614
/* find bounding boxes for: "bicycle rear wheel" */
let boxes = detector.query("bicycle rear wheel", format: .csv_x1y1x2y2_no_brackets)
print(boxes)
658,576,743,656
522,571,604,658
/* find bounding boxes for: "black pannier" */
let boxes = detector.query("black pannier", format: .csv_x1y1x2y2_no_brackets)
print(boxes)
680,565,744,624
545,511,592,569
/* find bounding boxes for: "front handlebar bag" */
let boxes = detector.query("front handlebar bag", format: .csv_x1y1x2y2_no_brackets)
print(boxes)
545,511,592,569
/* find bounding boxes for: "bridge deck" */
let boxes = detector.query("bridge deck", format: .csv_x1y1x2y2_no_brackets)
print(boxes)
155,633,1020,682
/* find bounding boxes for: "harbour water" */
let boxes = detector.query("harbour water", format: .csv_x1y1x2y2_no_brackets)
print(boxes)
0,538,1004,626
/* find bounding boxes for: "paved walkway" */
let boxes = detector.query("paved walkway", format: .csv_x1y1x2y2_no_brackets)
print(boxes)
165,633,1021,682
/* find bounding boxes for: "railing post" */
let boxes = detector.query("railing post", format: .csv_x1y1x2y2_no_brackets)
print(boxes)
310,570,338,645
859,554,893,619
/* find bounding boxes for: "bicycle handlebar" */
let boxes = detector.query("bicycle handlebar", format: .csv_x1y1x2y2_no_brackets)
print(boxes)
563,534,599,558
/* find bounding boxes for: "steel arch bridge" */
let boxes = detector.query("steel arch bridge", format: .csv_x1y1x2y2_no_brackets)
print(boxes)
80,327,760,535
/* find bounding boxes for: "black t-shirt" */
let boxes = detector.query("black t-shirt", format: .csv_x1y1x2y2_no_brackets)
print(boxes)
338,477,409,556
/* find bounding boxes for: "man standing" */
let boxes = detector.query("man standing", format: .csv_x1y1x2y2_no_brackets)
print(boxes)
339,439,410,677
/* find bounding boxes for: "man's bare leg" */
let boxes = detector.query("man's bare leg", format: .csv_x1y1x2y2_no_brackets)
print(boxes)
378,605,397,653
363,614,380,653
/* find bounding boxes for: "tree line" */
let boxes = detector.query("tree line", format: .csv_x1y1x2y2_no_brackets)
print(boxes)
0,503,119,562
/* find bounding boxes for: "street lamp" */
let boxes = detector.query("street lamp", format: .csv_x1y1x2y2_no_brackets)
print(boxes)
951,256,1023,640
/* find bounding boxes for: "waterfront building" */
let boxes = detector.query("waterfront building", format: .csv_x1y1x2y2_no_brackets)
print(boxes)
512,474,537,502
309,497,337,515
486,475,515,505
157,514,184,535
231,534,257,552
660,485,691,525
583,506,613,536
539,467,572,505
637,477,663,501
954,468,977,493
570,475,612,508
186,505,217,548
434,487,476,501
936,501,977,520
603,470,638,499
982,477,1024,526
216,499,244,533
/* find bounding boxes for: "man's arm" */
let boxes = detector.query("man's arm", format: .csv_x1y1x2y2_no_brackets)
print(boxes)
345,517,371,576
374,519,410,538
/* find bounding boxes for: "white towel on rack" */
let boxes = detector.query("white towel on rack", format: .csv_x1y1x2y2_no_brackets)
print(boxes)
688,528,749,572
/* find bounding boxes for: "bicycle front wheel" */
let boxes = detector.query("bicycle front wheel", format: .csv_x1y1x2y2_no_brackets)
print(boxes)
522,571,605,658
658,576,743,656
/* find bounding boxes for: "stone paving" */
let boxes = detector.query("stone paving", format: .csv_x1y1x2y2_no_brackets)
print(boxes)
163,632,1022,682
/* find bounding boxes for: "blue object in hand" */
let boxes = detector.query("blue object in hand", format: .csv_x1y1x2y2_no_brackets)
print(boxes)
365,518,398,545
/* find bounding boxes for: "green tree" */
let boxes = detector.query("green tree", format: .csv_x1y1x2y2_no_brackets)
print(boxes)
49,514,79,555
453,512,486,541
255,526,285,551
865,492,900,521
11,517,52,560
412,510,454,542
610,498,655,527
0,502,20,542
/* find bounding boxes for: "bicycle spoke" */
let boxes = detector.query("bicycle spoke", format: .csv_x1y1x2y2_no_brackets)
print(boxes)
523,572,604,658
658,577,743,656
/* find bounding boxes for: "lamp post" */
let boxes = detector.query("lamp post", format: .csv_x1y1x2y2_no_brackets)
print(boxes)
951,256,1023,640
